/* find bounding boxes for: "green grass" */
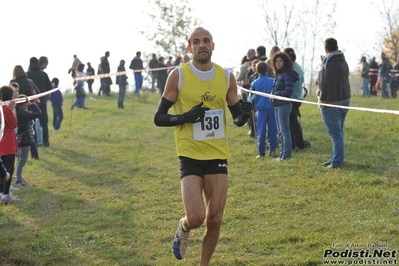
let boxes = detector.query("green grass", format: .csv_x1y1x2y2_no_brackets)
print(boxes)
1,92,398,266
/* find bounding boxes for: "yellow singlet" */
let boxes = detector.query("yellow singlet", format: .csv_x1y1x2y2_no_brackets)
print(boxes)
173,63,231,160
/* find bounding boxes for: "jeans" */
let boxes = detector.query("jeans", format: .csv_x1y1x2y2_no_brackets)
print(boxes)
118,85,126,108
71,97,85,109
321,99,350,167
275,103,292,159
16,146,30,182
256,112,277,155
362,77,370,97
52,106,63,130
35,118,43,146
380,78,390,98
134,73,143,94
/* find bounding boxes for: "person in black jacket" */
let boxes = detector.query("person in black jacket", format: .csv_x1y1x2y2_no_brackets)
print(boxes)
27,57,52,147
116,60,128,109
129,51,144,95
15,95,42,186
100,51,112,96
369,57,379,96
86,62,95,94
316,38,351,169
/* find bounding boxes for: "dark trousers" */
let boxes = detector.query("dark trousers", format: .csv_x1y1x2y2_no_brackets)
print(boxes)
39,103,49,146
1,154,15,195
289,101,305,149
370,79,377,96
87,81,93,93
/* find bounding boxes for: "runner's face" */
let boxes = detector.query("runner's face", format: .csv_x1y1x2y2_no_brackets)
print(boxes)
188,29,214,64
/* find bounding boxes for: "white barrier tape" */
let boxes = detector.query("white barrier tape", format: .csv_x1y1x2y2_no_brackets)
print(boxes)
0,87,63,142
1,87,61,106
75,65,176,81
240,87,399,115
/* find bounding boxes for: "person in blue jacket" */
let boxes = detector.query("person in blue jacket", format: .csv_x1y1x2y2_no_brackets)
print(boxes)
250,61,277,158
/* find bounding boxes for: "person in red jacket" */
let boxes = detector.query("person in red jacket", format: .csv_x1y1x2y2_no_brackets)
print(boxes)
0,85,18,203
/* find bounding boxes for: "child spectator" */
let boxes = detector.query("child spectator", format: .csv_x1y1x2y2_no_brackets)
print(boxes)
0,85,18,203
70,63,87,110
250,61,278,158
49,78,63,131
15,94,42,186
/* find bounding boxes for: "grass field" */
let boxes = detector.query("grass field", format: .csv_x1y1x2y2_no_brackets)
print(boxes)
0,91,398,266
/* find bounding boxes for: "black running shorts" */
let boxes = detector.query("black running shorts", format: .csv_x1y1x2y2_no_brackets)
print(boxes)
179,156,228,179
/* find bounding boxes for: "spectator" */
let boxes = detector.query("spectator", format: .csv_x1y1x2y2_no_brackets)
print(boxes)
316,38,351,168
379,52,391,98
71,63,87,110
129,51,144,95
174,56,182,66
100,51,112,96
97,57,104,96
39,56,48,70
49,78,63,132
10,65,40,159
390,55,399,99
266,46,281,78
236,54,250,84
0,85,18,203
369,57,379,96
284,47,306,152
256,45,267,61
156,56,168,95
166,56,173,75
86,62,95,94
149,53,159,92
250,61,277,158
116,60,128,109
68,55,82,79
27,57,52,148
15,94,41,186
360,56,370,97
270,51,298,161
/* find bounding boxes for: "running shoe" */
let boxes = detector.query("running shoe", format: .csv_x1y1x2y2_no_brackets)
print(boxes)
172,218,190,260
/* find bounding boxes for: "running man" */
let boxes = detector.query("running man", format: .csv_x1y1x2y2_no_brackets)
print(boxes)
154,27,252,265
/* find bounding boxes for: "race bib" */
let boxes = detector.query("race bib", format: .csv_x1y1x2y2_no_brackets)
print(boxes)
193,109,224,140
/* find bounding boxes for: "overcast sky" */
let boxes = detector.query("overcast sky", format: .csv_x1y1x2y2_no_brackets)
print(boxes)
0,0,396,91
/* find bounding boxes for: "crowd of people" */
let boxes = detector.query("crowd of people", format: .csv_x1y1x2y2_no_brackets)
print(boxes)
360,53,399,98
237,45,310,162
0,56,59,203
0,50,195,204
68,51,191,109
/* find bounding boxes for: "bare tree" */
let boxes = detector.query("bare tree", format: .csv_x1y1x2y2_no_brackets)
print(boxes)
142,0,202,57
258,0,335,94
298,0,336,94
259,0,296,48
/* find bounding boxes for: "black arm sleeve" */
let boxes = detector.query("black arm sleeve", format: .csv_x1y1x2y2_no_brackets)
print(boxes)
154,97,186,127
228,101,241,120
228,100,252,127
